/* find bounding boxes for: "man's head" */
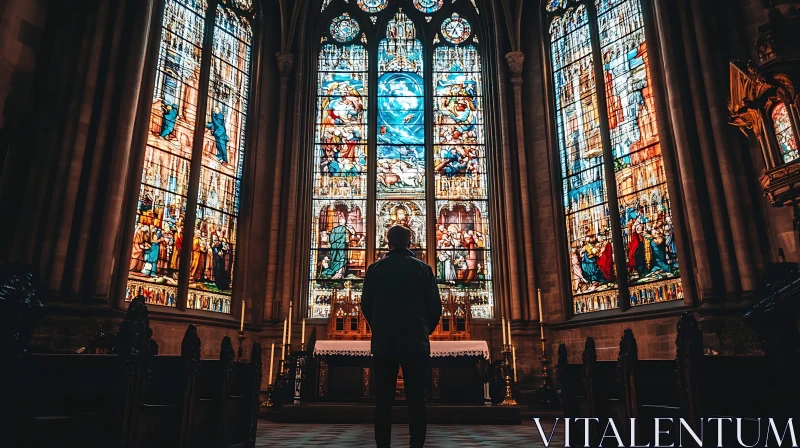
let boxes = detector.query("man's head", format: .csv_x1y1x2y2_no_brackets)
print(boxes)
387,225,411,250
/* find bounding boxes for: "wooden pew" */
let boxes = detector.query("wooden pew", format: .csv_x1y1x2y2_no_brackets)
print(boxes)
21,297,155,448
131,325,201,448
190,336,263,448
675,312,787,438
19,297,263,448
557,331,679,445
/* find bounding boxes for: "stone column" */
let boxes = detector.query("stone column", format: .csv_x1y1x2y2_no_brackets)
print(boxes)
264,52,295,321
505,50,537,321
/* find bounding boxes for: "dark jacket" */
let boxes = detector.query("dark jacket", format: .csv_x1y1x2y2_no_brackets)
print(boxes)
361,248,442,355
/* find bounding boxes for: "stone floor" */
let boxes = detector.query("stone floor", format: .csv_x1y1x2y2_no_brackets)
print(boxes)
256,419,566,447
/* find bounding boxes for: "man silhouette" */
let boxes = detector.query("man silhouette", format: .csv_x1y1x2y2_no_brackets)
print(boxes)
362,226,442,448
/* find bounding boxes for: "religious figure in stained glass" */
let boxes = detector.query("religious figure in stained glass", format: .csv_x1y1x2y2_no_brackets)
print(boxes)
772,102,799,163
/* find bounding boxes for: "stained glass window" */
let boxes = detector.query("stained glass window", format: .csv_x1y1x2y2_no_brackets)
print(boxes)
376,11,427,260
309,2,493,318
413,0,444,14
547,0,682,315
772,102,799,163
441,13,471,44
331,13,360,43
357,0,388,14
126,0,254,314
433,44,493,318
310,36,369,318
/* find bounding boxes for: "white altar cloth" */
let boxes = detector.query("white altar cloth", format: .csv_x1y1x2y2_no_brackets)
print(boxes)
313,340,489,359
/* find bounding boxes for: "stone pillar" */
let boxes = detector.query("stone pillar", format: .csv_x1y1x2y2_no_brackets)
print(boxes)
264,52,295,321
505,50,537,322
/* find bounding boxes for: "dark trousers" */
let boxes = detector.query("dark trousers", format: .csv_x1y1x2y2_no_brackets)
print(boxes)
373,353,428,448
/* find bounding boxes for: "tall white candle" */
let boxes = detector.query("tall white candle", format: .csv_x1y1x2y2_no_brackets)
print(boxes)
288,302,293,344
512,346,518,381
537,288,544,324
282,318,287,346
501,318,507,346
240,300,245,331
301,319,306,346
507,319,513,348
268,342,275,385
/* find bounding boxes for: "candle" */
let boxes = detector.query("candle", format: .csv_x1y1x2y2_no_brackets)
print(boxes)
268,342,275,385
282,318,287,347
512,345,518,381
507,319,513,348
537,288,544,324
301,319,306,346
240,300,245,331
288,302,293,344
501,318,507,346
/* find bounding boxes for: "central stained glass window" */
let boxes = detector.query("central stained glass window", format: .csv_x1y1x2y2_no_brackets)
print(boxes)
309,2,493,319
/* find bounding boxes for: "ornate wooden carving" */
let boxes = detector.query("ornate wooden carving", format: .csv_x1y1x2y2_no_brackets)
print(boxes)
115,296,156,446
729,5,800,211
362,367,371,397
327,290,370,340
179,325,201,448
675,312,703,427
431,367,441,399
318,358,328,398
430,291,471,341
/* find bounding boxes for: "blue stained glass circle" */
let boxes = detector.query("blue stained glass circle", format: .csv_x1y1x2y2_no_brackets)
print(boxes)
441,13,471,44
413,0,444,14
330,13,360,42
356,0,388,13
545,0,569,12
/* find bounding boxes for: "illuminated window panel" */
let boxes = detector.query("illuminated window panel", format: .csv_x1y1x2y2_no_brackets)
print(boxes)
597,0,681,306
375,12,427,266
183,4,253,313
772,102,799,163
310,31,369,317
432,39,493,318
126,0,207,308
550,4,619,314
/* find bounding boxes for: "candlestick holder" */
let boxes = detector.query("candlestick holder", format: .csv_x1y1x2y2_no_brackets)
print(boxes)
533,324,557,408
264,384,275,408
500,344,518,406
237,330,246,360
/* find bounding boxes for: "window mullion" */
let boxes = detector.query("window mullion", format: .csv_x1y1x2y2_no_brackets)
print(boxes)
367,36,378,266
178,0,220,309
586,0,631,310
425,41,436,268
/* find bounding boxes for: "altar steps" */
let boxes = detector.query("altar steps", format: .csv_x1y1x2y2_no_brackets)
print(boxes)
273,403,523,425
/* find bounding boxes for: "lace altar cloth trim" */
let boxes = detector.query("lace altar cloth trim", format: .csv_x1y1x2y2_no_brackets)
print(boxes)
313,340,490,359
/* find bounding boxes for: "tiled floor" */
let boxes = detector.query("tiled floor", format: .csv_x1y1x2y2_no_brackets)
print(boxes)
256,419,566,447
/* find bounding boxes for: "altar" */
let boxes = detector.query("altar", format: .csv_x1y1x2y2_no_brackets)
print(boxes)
309,340,490,404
